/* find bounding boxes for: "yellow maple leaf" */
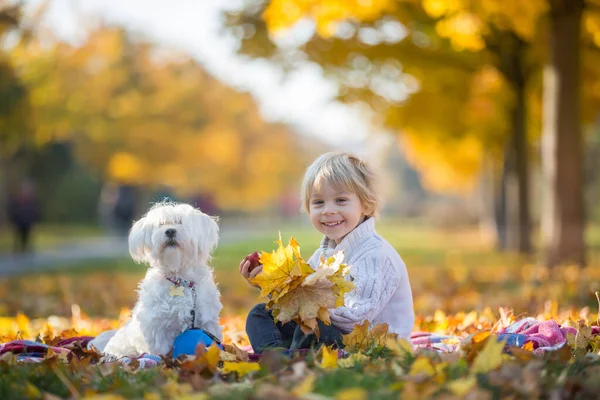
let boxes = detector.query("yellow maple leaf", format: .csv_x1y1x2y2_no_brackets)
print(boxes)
250,236,313,300
252,237,354,334
342,321,369,352
319,345,339,369
470,336,506,374
342,322,393,353
193,343,221,374
272,277,338,331
221,361,260,377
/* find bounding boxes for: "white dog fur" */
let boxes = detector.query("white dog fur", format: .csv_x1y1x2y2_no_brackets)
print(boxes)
89,201,223,358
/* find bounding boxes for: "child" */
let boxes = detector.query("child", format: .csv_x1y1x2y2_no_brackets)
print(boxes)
240,152,414,353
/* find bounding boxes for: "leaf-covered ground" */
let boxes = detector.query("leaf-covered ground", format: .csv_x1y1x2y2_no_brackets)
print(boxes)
2,224,600,399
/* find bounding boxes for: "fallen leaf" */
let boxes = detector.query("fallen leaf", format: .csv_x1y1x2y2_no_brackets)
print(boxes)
319,345,339,369
335,387,368,400
471,336,506,374
447,376,477,396
221,361,260,377
409,357,436,378
343,322,392,352
290,373,316,397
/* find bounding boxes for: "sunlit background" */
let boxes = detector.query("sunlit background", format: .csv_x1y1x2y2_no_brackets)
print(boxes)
2,0,600,319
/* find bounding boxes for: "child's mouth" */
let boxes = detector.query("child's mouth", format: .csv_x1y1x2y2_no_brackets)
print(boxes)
323,221,343,227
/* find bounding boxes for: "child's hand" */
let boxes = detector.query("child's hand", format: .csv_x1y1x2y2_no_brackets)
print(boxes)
239,251,262,288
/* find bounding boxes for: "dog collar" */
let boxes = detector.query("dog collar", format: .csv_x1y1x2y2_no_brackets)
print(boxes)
164,275,195,288
164,275,198,330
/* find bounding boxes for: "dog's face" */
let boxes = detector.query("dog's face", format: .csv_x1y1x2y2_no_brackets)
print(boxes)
128,202,219,272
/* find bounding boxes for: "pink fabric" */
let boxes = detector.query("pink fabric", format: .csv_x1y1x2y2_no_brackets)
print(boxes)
501,319,600,352
411,319,600,354
519,320,570,348
0,340,71,356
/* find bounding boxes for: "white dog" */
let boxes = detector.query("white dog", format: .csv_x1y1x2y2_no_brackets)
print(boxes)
90,201,223,358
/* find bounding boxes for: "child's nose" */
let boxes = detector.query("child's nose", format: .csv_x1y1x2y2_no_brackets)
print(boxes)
322,203,336,214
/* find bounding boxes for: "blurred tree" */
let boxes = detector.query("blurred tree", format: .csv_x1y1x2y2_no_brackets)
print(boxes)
0,2,31,224
9,25,312,213
226,0,535,253
540,0,585,267
226,0,600,264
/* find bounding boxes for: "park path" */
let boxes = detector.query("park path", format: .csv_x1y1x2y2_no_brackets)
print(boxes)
0,218,297,277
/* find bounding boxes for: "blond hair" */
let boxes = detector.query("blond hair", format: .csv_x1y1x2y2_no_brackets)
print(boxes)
300,152,379,217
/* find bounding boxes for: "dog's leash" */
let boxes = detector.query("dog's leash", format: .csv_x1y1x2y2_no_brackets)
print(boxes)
164,275,198,329
164,275,222,345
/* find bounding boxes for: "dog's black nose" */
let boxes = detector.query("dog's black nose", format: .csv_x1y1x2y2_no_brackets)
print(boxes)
165,228,176,238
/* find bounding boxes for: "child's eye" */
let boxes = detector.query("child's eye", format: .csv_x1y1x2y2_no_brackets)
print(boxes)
336,198,347,203
312,200,324,205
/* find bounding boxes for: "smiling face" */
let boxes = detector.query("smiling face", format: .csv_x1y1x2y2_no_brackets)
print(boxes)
309,180,367,244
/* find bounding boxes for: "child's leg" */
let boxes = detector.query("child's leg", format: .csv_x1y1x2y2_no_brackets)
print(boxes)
246,303,297,354
290,320,346,350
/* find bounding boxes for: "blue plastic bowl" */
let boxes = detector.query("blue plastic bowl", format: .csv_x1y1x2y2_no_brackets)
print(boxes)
173,329,221,357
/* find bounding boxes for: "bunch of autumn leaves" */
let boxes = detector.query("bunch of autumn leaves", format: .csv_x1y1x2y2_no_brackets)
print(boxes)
250,237,355,335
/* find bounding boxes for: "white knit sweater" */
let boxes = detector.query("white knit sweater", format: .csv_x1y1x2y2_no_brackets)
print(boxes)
306,217,414,340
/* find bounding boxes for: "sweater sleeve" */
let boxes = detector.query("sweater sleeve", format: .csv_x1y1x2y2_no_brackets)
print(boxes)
306,248,321,269
329,255,401,331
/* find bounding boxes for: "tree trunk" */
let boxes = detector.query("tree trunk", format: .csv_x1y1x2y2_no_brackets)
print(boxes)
512,79,531,253
494,32,532,254
541,0,585,267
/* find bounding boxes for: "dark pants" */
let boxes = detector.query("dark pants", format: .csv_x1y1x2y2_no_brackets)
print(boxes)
246,303,346,354
13,224,32,253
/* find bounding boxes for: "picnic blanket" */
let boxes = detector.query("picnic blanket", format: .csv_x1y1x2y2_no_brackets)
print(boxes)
0,337,160,368
3,318,599,367
411,317,600,354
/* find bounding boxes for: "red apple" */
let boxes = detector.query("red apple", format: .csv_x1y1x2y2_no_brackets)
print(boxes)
245,251,261,272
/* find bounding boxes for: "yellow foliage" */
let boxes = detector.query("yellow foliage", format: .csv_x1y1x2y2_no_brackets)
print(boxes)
251,236,354,334
291,373,316,396
434,11,486,51
409,356,436,377
319,345,339,369
335,387,368,400
107,153,145,184
446,376,477,396
8,26,309,212
342,321,395,353
264,0,397,36
400,133,484,194
470,336,505,374
221,361,261,377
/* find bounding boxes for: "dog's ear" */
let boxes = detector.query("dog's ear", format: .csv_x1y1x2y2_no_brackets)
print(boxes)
191,211,219,262
128,216,153,263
